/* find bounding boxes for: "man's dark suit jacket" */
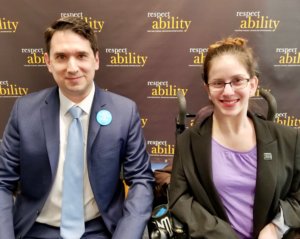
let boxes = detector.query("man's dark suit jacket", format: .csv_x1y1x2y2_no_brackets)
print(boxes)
169,113,300,239
0,86,154,239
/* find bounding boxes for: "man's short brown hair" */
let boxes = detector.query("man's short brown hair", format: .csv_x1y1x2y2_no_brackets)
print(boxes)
44,16,99,55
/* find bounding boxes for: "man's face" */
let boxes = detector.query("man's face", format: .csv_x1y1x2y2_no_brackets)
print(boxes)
44,30,99,103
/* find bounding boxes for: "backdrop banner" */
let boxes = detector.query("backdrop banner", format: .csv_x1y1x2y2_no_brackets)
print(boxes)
1,0,299,169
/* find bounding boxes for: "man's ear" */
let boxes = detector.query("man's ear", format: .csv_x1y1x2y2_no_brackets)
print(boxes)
44,52,52,73
94,51,100,70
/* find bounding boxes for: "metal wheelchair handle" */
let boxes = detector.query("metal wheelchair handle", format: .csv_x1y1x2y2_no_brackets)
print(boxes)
259,88,277,121
177,91,186,126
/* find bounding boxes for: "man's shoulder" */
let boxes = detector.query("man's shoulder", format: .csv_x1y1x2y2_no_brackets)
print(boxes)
96,87,136,107
15,86,57,107
18,86,56,101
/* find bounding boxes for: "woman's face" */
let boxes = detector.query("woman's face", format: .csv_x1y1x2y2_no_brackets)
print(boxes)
206,53,258,118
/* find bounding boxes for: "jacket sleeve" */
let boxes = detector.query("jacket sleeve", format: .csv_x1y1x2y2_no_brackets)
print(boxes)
112,102,154,239
169,141,239,239
280,128,300,228
0,100,20,239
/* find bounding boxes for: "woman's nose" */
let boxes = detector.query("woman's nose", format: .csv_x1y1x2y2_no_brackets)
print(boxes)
222,82,234,94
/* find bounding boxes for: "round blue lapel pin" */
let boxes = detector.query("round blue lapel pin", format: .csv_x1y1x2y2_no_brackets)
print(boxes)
96,110,112,126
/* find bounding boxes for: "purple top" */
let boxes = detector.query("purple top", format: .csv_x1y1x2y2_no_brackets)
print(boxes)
211,139,257,239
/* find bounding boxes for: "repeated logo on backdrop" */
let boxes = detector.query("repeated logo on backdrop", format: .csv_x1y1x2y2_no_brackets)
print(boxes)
141,117,148,128
188,48,207,67
147,140,174,166
60,12,104,32
147,11,192,32
0,17,19,33
105,48,148,67
252,88,300,128
272,47,300,128
235,11,280,32
275,112,300,128
146,80,188,99
274,48,300,67
0,81,28,97
22,48,46,67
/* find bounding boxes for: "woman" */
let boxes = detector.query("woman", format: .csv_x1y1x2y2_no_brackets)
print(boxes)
169,37,300,239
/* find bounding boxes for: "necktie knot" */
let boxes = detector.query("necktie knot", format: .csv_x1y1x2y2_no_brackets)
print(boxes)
69,106,82,119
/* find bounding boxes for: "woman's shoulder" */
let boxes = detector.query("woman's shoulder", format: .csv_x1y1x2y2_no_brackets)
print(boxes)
254,115,298,137
176,116,212,143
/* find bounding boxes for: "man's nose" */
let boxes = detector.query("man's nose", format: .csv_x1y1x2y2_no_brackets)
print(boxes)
67,58,79,73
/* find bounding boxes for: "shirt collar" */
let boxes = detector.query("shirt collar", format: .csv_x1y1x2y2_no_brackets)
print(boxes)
59,83,95,116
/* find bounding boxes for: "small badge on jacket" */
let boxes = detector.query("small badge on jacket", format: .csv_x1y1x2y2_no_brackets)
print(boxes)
263,152,272,160
96,110,112,126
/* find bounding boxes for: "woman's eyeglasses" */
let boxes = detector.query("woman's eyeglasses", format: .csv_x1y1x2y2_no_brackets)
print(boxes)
207,78,250,92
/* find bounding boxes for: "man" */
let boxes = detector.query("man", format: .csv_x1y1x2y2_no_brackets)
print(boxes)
0,17,154,239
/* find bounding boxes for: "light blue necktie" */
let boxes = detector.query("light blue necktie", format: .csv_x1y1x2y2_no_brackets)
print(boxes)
60,106,85,239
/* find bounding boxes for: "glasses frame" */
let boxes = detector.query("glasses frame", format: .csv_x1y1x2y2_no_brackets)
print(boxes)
207,78,250,92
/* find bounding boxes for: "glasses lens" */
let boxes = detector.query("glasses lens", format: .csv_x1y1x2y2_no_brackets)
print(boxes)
208,82,223,91
232,79,248,89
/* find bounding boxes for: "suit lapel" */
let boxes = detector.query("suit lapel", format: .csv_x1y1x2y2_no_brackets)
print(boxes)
190,116,229,221
40,87,60,179
252,115,278,236
87,87,106,155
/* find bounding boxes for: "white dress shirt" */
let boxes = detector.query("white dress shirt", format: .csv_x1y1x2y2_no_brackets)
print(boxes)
36,83,100,226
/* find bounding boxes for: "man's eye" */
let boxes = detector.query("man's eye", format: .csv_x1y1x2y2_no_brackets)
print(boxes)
56,55,65,60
